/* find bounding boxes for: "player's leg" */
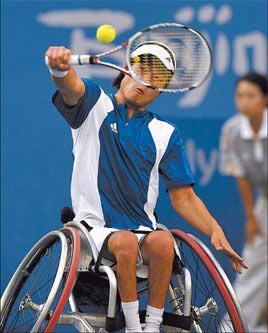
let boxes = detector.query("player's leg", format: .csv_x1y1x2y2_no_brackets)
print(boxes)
141,230,175,332
107,230,142,332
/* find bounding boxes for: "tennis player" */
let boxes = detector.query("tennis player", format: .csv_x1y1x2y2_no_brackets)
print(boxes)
220,73,267,332
46,45,247,333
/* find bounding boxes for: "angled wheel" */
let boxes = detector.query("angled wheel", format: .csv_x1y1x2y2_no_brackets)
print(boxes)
1,227,80,333
45,226,80,332
169,229,248,333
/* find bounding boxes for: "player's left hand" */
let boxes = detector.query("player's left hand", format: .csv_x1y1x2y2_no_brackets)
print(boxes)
211,224,248,273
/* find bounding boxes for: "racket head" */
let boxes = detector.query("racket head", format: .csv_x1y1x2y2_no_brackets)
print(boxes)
126,23,212,93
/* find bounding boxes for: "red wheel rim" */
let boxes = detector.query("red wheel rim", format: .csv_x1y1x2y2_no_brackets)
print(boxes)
171,229,244,332
45,227,80,332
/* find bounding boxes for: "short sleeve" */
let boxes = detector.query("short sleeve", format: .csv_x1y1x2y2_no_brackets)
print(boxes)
159,129,195,190
219,121,245,177
52,78,101,129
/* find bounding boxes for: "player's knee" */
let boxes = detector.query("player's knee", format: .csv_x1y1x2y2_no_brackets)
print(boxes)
111,231,139,261
147,231,174,259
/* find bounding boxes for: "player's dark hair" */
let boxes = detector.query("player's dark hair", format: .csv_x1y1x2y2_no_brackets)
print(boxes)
112,71,125,89
236,72,268,97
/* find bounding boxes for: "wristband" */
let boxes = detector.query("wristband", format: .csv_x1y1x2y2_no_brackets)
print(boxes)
49,67,69,78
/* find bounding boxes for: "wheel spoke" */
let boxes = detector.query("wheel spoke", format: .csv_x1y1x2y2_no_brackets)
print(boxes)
1,234,68,332
169,231,245,333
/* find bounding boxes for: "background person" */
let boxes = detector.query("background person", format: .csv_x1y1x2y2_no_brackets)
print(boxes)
46,45,247,333
220,72,267,332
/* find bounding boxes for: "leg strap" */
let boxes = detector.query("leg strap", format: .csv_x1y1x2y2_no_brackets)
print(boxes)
94,232,115,274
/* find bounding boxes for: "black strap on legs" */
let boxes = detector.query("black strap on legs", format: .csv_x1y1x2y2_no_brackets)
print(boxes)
94,232,115,274
80,220,93,232
94,229,152,274
131,229,184,274
129,229,152,234
93,226,184,280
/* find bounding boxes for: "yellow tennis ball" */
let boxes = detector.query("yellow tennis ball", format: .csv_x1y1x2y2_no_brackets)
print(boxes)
96,24,117,44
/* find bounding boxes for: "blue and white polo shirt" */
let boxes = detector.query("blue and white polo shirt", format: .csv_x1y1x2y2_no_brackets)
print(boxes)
53,78,194,230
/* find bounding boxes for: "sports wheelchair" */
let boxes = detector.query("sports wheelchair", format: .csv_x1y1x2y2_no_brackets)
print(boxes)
1,214,248,333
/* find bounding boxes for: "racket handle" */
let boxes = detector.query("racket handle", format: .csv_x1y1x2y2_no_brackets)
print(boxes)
45,55,91,66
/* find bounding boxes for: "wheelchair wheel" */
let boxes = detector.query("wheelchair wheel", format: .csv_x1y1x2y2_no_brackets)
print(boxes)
170,229,248,333
45,226,80,332
0,227,80,333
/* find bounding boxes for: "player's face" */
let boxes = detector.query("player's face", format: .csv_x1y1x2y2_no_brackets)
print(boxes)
119,73,160,108
118,60,173,109
131,60,172,89
235,80,267,118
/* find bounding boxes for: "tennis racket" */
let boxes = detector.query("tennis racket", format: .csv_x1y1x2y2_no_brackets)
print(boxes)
46,23,212,93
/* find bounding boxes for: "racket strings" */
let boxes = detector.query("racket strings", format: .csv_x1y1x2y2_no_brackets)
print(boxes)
128,24,211,92
130,54,173,89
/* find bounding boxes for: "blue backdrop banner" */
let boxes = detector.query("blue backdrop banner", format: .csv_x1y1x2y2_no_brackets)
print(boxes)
1,0,267,290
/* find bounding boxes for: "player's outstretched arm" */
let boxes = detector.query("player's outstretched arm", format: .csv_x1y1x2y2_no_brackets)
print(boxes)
46,46,85,106
169,186,248,273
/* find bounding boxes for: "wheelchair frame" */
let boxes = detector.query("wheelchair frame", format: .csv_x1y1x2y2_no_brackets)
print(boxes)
1,222,249,333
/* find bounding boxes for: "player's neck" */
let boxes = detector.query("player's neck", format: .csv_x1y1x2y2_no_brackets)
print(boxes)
126,103,146,119
115,92,147,119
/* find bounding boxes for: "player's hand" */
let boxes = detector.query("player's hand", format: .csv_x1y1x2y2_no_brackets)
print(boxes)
210,224,248,273
245,215,264,244
46,46,72,71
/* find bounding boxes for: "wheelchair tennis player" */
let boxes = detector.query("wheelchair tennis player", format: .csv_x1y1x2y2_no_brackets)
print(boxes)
46,45,247,333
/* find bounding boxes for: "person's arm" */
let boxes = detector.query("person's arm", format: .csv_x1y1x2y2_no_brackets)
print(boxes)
46,46,85,106
236,176,264,243
169,185,248,273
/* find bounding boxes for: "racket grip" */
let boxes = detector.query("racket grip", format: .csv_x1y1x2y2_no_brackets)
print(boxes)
45,55,91,66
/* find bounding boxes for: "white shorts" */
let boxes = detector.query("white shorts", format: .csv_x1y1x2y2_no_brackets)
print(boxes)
89,225,154,278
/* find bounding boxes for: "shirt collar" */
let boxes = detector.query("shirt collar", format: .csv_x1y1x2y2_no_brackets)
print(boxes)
239,108,267,140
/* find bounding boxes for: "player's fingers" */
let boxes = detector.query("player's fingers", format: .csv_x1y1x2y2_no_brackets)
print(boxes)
55,46,66,68
221,245,248,269
231,259,242,274
46,47,71,72
47,47,60,69
46,47,56,68
222,245,242,261
57,63,70,71
231,260,237,272
62,50,71,64
59,51,72,71
215,238,248,266
46,54,52,68
239,260,248,269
